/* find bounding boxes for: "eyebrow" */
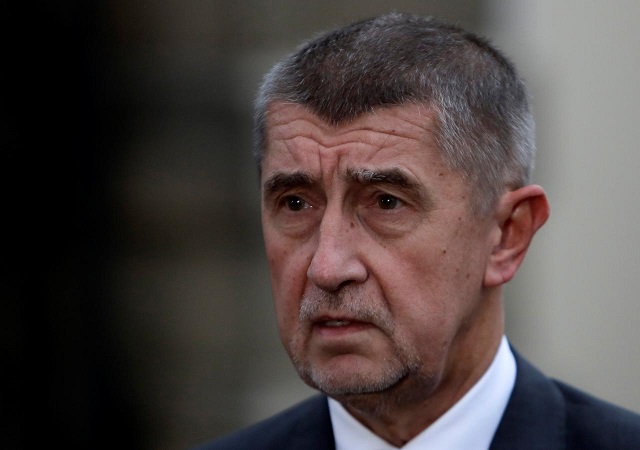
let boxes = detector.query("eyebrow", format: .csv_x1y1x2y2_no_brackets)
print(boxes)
347,168,414,187
262,167,429,204
348,167,430,204
263,171,314,197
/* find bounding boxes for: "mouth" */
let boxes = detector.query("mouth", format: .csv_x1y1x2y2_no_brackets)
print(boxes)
322,319,353,327
311,316,374,336
313,314,363,326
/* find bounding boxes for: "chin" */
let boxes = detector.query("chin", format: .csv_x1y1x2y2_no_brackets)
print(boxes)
297,355,411,397
300,358,439,415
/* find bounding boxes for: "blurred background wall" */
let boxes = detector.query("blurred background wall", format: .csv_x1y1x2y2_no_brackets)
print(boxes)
5,1,639,449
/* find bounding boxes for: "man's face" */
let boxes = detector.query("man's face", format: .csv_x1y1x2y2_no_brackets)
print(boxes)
261,102,501,403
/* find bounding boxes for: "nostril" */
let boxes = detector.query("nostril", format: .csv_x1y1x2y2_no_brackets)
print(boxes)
336,279,355,291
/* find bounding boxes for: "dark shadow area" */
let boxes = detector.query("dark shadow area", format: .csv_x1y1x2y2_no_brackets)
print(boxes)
3,2,146,449
3,2,482,449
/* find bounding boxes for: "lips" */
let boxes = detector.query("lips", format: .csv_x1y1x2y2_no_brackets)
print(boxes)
312,316,373,333
313,315,362,327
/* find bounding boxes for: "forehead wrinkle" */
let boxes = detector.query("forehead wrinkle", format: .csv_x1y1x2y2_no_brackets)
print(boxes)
321,127,425,153
279,134,321,163
267,107,430,149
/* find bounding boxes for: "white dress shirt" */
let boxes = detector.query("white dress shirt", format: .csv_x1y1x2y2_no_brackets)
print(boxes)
328,336,516,450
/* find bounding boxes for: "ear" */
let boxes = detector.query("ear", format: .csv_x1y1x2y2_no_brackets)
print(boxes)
484,185,550,287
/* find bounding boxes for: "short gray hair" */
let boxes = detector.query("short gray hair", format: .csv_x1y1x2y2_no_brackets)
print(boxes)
254,12,535,213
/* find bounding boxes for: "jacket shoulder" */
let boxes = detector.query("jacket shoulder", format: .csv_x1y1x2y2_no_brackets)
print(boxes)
491,349,640,450
193,395,334,450
555,380,640,450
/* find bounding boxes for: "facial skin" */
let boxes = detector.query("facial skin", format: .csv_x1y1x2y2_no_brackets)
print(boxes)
260,102,549,445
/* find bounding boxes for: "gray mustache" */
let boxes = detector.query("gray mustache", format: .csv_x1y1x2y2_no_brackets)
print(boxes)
299,286,394,332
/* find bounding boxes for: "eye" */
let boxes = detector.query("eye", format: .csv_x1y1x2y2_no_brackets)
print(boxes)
376,194,400,210
284,195,310,211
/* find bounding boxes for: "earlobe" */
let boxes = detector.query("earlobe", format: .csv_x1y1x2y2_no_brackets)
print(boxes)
483,185,550,287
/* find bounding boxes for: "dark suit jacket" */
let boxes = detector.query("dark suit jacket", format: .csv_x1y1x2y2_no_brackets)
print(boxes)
197,352,640,449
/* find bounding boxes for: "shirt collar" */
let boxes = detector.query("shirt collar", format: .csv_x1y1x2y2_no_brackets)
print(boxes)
328,336,516,450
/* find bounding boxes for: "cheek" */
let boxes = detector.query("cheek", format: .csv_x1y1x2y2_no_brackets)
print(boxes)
372,250,440,324
264,236,310,318
378,244,464,334
267,244,304,289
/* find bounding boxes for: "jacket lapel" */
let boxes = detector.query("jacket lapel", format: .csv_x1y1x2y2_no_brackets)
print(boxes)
490,350,566,450
286,396,336,450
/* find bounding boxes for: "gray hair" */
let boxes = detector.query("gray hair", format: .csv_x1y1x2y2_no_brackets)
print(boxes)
254,12,535,213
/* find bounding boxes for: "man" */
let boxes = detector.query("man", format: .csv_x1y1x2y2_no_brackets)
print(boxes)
198,12,640,449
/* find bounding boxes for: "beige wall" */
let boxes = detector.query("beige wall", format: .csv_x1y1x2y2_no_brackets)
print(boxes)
484,0,640,412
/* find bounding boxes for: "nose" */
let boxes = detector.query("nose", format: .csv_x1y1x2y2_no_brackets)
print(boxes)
306,210,368,292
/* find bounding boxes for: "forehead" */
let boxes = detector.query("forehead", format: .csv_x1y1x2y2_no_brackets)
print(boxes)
262,102,446,176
